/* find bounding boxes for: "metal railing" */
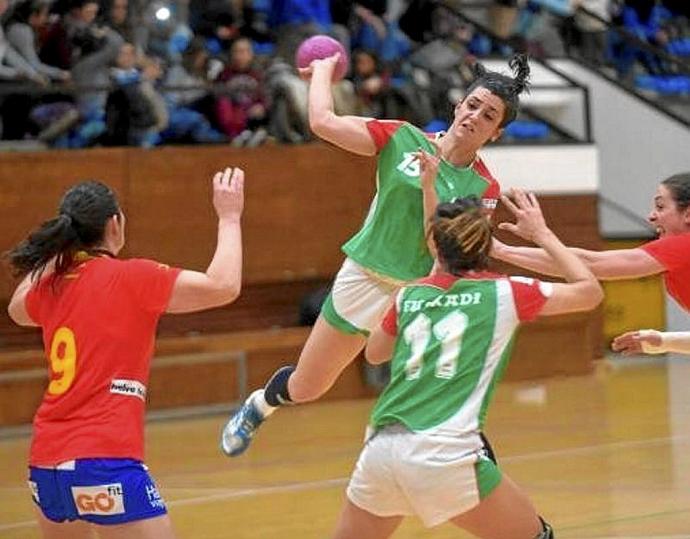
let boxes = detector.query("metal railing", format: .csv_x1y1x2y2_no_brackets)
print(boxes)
440,0,595,142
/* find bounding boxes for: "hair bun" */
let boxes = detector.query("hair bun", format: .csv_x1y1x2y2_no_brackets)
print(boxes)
508,53,531,95
471,60,488,80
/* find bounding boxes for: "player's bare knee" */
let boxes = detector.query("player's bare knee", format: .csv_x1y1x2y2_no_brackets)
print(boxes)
288,380,326,403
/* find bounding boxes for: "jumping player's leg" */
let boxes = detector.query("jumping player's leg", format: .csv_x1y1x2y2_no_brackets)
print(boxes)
220,316,366,456
96,514,176,539
221,260,397,456
288,315,367,402
450,473,550,539
331,499,403,539
35,509,95,539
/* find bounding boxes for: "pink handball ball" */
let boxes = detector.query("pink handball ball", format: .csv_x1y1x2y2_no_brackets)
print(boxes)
295,35,349,81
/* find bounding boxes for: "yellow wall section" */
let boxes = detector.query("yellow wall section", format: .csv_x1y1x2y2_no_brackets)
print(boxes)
602,240,666,342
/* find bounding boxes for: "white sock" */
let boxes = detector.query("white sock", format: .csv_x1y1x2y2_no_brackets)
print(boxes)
253,389,277,417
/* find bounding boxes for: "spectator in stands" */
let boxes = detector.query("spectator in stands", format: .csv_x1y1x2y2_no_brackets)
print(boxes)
188,0,240,54
490,0,520,45
572,0,612,65
0,0,56,140
351,48,388,117
269,0,339,61
99,0,148,54
163,37,214,115
6,0,71,82
333,1,410,66
162,37,226,144
40,0,101,70
187,0,273,54
3,0,77,141
402,8,475,125
398,0,436,43
0,0,44,83
216,37,268,146
611,0,674,77
39,0,124,146
264,56,312,143
104,42,164,146
662,0,690,19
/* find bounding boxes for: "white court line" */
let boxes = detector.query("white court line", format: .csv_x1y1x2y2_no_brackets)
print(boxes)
502,434,690,463
0,520,36,532
168,477,347,507
1,434,687,532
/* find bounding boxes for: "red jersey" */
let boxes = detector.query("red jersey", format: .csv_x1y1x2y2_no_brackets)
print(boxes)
25,255,181,466
641,233,690,312
366,119,501,212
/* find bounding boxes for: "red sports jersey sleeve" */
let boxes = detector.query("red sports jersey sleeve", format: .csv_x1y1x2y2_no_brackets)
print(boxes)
641,233,690,312
122,258,181,314
25,283,43,325
508,277,551,322
381,302,398,336
641,234,690,271
366,119,406,151
472,157,500,213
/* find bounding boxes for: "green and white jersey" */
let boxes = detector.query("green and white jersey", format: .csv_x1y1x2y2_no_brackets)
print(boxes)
371,272,551,437
342,120,500,283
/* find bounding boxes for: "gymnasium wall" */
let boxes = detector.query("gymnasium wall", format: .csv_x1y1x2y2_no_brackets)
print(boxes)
0,143,604,426
551,59,690,239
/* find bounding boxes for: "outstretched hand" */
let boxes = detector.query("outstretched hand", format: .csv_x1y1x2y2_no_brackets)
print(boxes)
297,52,341,81
611,330,662,355
213,167,245,221
497,188,549,243
414,141,441,191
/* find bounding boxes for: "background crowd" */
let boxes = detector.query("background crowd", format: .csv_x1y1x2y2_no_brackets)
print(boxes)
0,0,688,149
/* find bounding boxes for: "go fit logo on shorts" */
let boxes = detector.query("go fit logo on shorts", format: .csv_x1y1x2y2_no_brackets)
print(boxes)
71,483,125,516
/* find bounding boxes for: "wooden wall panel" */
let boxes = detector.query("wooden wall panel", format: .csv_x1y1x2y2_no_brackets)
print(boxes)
124,144,375,283
0,148,128,298
0,144,600,298
0,144,604,427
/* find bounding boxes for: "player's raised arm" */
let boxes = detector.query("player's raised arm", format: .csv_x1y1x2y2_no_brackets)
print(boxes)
166,167,244,313
500,189,603,315
492,237,664,281
302,53,377,156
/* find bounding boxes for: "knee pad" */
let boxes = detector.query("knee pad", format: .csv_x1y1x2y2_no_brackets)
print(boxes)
534,517,554,539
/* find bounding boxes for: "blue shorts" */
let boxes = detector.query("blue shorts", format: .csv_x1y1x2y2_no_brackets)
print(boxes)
28,458,167,525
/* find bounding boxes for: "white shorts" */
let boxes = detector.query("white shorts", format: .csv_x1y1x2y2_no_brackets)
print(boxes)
321,258,402,336
346,425,502,528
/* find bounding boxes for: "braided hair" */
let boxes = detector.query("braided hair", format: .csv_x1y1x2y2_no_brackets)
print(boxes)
466,54,531,127
431,197,492,274
7,181,120,279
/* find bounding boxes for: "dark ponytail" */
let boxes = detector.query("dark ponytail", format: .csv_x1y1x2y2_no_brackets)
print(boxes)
431,197,493,274
467,53,531,127
6,181,120,279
